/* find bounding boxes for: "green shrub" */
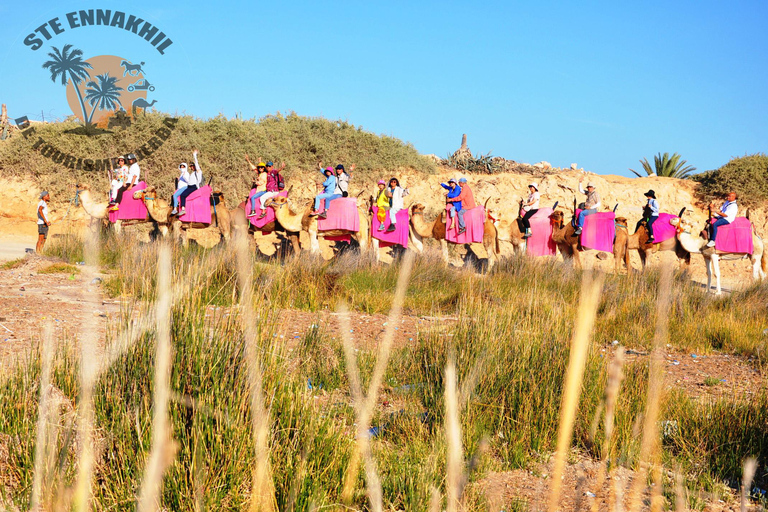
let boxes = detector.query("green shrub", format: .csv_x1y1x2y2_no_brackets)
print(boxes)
694,154,768,206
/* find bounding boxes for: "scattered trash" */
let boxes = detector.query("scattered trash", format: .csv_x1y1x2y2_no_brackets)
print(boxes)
77,261,86,265
661,420,678,438
671,360,680,365
584,492,596,498
307,378,323,391
19,286,25,291
368,426,382,438
612,340,619,346
25,248,34,253
691,354,698,358
90,277,102,284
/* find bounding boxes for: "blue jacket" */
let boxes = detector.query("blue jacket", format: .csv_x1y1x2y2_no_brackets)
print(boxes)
321,173,337,194
441,183,462,211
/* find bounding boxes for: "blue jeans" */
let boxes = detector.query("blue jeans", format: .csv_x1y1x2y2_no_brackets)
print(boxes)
249,191,267,211
646,215,658,238
179,185,198,209
314,193,341,211
172,186,187,207
710,217,730,241
577,208,597,228
457,208,467,229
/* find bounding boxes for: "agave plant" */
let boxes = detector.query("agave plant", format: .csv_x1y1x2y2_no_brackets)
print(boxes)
630,152,696,178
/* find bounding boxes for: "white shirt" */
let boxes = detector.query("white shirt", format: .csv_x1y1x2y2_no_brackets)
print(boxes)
127,162,141,185
388,186,409,211
187,154,203,187
721,200,738,223
177,166,190,190
37,200,48,225
334,172,350,195
524,191,540,211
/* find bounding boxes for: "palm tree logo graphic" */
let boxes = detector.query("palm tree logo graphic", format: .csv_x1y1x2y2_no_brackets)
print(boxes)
41,44,157,131
84,73,124,124
42,44,93,125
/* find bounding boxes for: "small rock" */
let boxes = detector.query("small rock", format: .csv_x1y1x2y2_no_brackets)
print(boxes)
90,277,102,284
570,163,578,170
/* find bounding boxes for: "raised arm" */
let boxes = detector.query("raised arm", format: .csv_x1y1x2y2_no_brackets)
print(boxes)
193,149,201,174
245,154,257,171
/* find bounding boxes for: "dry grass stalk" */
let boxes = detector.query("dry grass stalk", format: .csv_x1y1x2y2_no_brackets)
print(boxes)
73,230,101,512
235,234,276,512
741,457,757,512
137,245,176,512
339,250,415,511
547,272,604,512
675,466,686,512
30,324,54,511
445,358,463,512
591,346,626,512
627,263,673,512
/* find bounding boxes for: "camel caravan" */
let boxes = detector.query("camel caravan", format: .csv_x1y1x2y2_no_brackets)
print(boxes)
72,151,766,289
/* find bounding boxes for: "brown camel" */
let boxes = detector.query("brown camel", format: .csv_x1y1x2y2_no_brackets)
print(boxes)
626,217,690,270
549,210,629,272
265,195,368,257
409,202,499,268
230,200,301,256
134,186,230,246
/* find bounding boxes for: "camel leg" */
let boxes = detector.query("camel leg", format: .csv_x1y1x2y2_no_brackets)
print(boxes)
572,247,582,270
409,227,424,253
712,254,722,294
113,220,122,235
440,239,449,263
372,238,380,262
309,230,320,254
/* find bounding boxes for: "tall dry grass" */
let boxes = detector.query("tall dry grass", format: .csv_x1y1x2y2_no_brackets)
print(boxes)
1,234,766,510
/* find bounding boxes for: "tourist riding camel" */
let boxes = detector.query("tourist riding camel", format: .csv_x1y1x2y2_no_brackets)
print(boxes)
245,155,267,217
109,156,128,204
636,190,660,241
251,161,286,219
385,177,408,233
171,162,189,215
449,177,476,235
111,153,140,210
374,180,389,229
707,192,738,247
310,166,340,218
334,164,354,197
440,178,462,230
520,183,540,238
574,178,600,235
177,150,203,216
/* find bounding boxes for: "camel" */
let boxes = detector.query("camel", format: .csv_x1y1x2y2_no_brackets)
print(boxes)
409,202,499,269
364,195,410,263
75,184,110,230
549,210,629,272
134,186,230,246
625,214,691,270
672,216,766,294
230,201,301,256
265,195,369,257
132,98,157,116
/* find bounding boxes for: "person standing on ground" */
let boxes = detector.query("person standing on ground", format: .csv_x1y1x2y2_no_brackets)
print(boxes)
178,150,202,216
707,192,738,247
36,191,51,253
448,177,477,235
384,177,409,233
574,178,601,235
520,183,540,238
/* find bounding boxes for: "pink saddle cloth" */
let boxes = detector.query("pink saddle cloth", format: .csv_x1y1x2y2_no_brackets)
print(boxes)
576,209,615,252
445,205,485,244
371,207,409,248
650,213,678,244
713,217,753,254
109,182,148,223
178,186,212,224
245,189,288,229
317,197,360,232
526,207,557,257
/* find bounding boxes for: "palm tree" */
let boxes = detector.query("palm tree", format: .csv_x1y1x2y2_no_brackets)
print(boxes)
42,44,93,125
84,73,124,123
630,152,697,179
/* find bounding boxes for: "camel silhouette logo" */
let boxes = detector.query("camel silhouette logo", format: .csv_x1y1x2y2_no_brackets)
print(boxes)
42,45,159,132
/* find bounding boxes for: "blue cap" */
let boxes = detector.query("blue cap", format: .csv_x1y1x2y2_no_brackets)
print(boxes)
267,161,274,167
459,177,467,183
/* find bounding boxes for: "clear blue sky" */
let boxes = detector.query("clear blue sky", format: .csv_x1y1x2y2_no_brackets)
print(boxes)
2,0,767,176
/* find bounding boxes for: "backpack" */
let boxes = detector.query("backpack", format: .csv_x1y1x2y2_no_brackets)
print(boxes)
277,173,285,191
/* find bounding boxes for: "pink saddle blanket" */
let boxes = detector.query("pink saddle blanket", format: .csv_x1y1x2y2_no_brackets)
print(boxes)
317,197,360,232
526,207,557,257
445,205,485,244
178,186,212,224
371,207,409,248
713,217,753,254
649,213,678,243
576,210,615,252
109,182,148,223
245,189,288,229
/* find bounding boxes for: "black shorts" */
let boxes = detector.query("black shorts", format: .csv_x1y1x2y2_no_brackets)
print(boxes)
38,224,49,237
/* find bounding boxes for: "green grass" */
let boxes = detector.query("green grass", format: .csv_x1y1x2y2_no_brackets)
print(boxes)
37,262,80,275
0,258,26,270
2,235,768,510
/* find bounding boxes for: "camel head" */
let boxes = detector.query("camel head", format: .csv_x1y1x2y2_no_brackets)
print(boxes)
75,183,90,192
550,209,565,228
615,216,628,226
265,195,289,210
411,203,426,215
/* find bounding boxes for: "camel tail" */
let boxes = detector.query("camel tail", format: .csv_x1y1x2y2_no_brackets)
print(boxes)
495,231,500,255
761,239,767,276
